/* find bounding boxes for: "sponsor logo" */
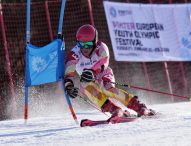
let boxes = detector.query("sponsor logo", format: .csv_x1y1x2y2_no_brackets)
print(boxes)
80,60,97,67
109,7,132,18
110,7,117,17
118,9,132,16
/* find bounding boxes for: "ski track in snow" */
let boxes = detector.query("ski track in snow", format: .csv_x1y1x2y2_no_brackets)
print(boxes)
0,102,191,146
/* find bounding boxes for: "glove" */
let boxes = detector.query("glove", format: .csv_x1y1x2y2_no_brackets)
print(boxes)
80,69,95,82
65,79,78,98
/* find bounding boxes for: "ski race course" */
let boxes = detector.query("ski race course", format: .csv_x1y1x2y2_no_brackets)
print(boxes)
0,102,191,146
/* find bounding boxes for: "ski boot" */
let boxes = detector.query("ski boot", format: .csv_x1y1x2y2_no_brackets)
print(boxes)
101,99,131,118
127,96,156,117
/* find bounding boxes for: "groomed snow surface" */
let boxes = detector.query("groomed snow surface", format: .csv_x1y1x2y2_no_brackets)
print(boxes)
0,102,191,146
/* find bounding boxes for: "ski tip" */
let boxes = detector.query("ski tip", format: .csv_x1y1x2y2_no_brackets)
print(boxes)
80,119,89,127
80,119,109,127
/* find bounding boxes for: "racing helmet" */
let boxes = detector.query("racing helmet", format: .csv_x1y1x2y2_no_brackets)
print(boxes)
76,24,98,49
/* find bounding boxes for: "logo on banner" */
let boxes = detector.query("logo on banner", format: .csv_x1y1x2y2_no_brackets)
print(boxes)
181,32,191,49
110,7,117,17
118,9,132,16
32,57,48,73
49,51,57,60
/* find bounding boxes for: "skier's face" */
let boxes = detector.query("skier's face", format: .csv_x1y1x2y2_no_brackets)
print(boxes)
80,48,93,57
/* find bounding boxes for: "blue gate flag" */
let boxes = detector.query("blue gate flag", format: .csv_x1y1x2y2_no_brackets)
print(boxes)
25,39,64,86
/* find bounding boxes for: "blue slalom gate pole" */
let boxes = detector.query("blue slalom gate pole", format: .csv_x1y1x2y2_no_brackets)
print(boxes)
26,0,30,43
58,0,66,36
24,0,31,123
58,0,78,123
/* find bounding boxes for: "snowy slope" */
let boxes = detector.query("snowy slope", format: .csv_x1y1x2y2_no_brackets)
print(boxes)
0,102,191,146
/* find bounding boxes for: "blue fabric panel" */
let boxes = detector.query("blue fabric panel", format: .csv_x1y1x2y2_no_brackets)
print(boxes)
25,39,64,86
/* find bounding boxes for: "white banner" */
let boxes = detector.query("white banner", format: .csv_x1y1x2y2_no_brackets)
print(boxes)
103,2,191,61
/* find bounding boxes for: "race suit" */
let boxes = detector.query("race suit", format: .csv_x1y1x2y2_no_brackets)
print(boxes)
64,41,134,109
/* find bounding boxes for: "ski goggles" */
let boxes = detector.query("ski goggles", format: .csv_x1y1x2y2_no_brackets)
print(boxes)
77,41,94,49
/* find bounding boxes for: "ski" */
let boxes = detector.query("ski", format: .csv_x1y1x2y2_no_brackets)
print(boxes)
80,116,137,127
80,119,109,127
80,112,161,127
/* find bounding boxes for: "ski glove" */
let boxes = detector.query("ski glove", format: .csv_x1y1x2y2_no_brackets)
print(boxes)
65,79,78,98
80,69,95,82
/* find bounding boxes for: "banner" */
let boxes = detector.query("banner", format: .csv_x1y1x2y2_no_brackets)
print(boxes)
103,2,191,61
25,39,64,86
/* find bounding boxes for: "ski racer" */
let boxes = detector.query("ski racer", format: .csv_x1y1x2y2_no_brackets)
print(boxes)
64,24,156,119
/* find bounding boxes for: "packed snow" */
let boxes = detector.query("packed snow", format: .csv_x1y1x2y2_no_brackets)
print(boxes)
0,102,191,146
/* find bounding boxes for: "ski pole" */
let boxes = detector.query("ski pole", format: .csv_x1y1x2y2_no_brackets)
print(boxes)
61,80,78,124
77,94,110,118
107,81,191,100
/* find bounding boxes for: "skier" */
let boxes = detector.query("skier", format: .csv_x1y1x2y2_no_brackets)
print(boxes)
64,24,155,123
